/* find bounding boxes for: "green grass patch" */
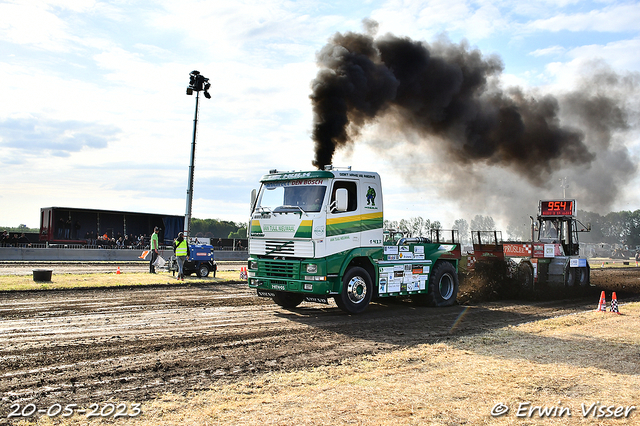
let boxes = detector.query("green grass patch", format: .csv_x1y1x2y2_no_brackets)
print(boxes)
0,270,241,291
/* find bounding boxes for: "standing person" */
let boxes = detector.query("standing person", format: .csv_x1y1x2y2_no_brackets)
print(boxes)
150,227,159,273
173,232,189,281
64,218,72,239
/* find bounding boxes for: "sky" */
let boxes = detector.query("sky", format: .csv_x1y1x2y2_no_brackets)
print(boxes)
1,0,639,232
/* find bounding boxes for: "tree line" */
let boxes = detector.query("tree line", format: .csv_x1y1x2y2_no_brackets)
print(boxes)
190,218,247,239
387,210,640,248
577,210,640,247
1,220,249,240
385,215,495,245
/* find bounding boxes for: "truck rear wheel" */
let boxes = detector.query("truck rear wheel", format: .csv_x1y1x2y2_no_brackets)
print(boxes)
564,264,575,287
197,264,210,278
412,262,458,307
335,267,372,314
272,292,304,309
517,262,534,291
428,262,459,307
577,265,590,287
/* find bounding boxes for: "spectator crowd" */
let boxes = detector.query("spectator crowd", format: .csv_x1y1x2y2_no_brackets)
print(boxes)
0,230,31,247
1,229,247,250
84,232,151,249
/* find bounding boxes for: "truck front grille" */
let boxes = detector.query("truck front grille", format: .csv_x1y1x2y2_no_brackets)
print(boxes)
265,241,296,255
249,239,314,258
262,261,298,279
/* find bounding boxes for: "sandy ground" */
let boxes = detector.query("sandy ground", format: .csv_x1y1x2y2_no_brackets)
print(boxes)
0,265,638,424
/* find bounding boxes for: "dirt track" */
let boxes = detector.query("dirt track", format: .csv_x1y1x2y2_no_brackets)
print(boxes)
0,267,638,423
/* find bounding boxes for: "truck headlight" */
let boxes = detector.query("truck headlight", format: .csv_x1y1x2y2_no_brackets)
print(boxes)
306,264,318,273
249,260,258,270
304,275,326,281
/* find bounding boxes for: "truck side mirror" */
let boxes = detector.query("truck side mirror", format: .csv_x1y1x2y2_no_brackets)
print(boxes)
335,188,348,212
250,189,257,212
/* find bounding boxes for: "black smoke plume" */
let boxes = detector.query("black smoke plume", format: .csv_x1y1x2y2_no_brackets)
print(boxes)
311,29,595,181
310,22,638,218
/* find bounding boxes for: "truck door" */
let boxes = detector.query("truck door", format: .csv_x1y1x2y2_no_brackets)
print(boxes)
326,180,360,252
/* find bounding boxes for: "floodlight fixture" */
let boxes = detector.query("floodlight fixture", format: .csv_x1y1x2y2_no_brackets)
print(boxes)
186,70,212,99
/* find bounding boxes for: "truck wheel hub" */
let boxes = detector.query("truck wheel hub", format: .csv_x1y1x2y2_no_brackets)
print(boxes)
347,276,367,304
439,273,454,299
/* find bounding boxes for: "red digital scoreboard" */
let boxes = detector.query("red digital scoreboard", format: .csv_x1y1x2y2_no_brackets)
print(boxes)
539,199,575,217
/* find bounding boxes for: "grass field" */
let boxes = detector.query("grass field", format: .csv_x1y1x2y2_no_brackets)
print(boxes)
0,270,240,291
16,300,640,425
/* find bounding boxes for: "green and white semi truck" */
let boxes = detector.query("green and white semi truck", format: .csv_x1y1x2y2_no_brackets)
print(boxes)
247,166,461,314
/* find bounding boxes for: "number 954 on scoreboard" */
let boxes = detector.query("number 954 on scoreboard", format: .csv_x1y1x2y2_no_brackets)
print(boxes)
539,199,575,217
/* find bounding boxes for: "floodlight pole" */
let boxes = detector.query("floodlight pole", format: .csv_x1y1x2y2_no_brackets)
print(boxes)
184,70,210,242
184,90,200,241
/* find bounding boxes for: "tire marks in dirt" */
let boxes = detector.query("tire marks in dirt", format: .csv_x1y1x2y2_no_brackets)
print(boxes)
0,284,601,417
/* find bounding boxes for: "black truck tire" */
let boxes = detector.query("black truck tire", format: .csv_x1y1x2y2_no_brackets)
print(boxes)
335,266,373,314
517,262,534,292
272,292,304,309
577,264,590,287
564,264,576,287
427,262,459,307
197,263,210,278
412,262,459,307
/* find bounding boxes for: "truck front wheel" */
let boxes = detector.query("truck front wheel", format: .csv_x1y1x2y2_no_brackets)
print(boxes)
272,292,304,309
335,267,372,314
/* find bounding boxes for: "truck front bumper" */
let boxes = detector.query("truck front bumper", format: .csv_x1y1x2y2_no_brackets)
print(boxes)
247,257,336,296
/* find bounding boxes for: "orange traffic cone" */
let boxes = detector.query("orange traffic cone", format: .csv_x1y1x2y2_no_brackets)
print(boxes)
610,292,621,314
596,291,607,312
116,266,121,275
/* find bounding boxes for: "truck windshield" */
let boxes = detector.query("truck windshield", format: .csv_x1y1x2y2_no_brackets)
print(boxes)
258,183,327,213
539,219,561,242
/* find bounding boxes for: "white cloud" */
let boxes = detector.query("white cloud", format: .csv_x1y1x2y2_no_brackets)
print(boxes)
0,1,75,51
529,45,566,57
541,39,640,92
567,38,640,71
370,0,509,41
527,2,640,33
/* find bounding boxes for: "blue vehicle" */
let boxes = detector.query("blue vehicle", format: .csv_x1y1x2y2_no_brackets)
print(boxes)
170,244,216,277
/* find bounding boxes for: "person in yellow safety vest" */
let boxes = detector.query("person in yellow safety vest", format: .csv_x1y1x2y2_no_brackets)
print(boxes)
174,232,189,281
